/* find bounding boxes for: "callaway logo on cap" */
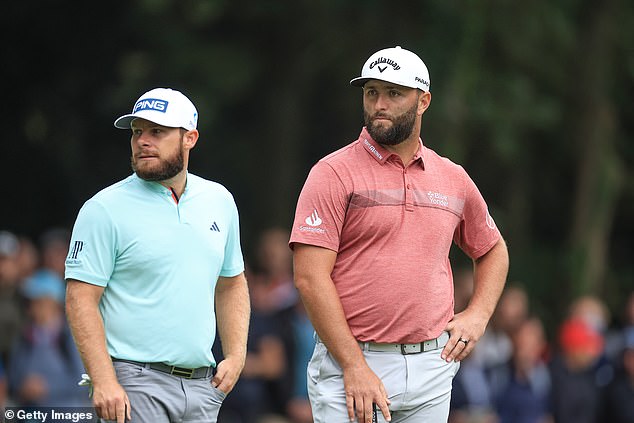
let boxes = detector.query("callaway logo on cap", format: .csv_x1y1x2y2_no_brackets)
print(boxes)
114,88,198,130
350,46,430,91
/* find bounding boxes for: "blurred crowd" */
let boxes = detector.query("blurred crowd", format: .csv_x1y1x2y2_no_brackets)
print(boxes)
0,228,88,409
1,227,633,423
0,226,315,423
449,269,634,423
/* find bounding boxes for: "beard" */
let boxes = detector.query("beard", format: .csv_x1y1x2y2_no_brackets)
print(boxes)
131,142,185,182
364,102,418,146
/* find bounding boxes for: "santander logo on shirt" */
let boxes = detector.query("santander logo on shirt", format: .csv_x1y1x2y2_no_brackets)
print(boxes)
299,209,326,234
305,209,322,226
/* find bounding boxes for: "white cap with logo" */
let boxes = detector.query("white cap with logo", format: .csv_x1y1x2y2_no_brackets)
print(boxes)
114,88,198,130
350,46,430,92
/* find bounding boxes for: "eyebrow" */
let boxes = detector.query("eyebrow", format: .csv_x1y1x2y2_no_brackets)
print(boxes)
364,85,408,92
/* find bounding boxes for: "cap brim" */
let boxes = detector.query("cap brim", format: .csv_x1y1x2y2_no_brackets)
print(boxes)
350,77,370,87
113,113,193,130
114,114,136,129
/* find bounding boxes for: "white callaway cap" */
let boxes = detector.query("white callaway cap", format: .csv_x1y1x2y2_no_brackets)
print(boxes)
114,88,198,130
350,46,430,91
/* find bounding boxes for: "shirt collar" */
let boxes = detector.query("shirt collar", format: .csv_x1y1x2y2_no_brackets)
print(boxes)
132,172,191,196
359,127,426,169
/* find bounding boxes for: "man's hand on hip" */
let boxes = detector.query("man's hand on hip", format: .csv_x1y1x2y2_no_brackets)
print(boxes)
212,355,244,394
442,309,488,363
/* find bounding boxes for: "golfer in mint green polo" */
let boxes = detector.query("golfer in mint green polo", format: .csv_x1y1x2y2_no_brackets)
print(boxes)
65,88,250,423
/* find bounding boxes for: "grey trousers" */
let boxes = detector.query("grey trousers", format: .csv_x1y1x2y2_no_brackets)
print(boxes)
103,361,226,423
307,339,460,423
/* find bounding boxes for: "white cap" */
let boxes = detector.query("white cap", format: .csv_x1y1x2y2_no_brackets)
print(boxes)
350,46,430,91
114,88,198,130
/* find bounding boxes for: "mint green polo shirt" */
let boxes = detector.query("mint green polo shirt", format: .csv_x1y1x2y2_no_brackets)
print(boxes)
65,173,244,367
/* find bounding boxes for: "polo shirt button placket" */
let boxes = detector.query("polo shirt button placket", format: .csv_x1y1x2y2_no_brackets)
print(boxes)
404,171,414,212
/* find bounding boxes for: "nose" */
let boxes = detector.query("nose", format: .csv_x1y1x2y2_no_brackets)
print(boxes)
133,131,152,147
373,92,389,111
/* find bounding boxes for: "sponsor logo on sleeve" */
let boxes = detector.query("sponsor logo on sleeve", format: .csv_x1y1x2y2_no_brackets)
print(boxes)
65,240,84,265
299,209,326,234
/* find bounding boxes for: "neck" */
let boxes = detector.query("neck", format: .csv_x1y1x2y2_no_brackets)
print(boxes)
381,135,420,165
160,170,187,199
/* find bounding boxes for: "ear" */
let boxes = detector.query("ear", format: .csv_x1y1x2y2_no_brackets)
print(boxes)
182,129,199,150
417,91,432,116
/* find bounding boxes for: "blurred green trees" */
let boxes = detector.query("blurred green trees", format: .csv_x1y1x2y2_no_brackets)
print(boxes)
2,0,632,323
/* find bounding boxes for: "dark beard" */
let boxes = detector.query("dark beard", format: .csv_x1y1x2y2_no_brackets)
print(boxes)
364,102,418,146
131,145,184,182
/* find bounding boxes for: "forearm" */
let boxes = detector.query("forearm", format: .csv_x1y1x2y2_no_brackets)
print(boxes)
468,237,510,322
215,273,250,367
296,274,365,371
293,244,365,371
293,243,391,422
65,281,116,386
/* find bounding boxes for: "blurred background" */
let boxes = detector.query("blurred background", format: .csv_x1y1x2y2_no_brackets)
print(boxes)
0,0,633,422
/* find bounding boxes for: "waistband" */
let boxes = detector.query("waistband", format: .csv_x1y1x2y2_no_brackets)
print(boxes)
111,358,214,379
357,331,450,355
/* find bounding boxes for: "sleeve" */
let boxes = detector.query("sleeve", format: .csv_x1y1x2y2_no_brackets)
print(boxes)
289,161,349,252
64,199,117,286
219,193,245,277
453,172,501,259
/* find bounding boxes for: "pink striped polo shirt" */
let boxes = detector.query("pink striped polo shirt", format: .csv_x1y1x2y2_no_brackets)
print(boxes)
290,128,501,343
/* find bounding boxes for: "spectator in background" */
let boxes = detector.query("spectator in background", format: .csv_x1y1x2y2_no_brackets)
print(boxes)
214,268,289,423
286,300,314,423
601,326,634,423
214,317,288,423
449,268,497,423
7,270,87,407
605,291,634,363
568,295,610,335
489,316,552,423
38,228,71,279
549,317,604,423
14,236,39,283
0,230,24,365
250,227,313,421
216,227,304,423
250,227,299,315
471,284,529,372
567,295,614,388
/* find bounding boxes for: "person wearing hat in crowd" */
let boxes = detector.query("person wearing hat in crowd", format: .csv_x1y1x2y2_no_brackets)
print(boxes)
289,46,509,423
549,317,606,423
65,88,250,423
7,270,88,407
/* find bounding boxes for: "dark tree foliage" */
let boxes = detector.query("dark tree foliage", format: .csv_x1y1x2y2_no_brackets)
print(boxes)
1,0,632,325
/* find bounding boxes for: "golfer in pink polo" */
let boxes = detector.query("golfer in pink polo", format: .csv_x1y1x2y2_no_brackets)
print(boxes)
290,46,509,423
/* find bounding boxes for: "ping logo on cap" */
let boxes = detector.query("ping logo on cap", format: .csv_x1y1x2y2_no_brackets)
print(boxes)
133,98,169,113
